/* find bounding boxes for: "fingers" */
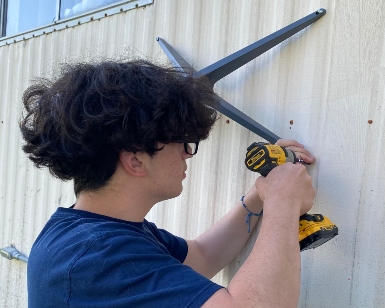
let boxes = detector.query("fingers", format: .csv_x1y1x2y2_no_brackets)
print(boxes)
291,147,315,164
255,163,315,214
275,139,303,148
275,139,315,164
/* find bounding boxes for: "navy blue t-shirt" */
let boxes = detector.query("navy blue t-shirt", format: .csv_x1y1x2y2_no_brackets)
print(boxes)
27,207,222,308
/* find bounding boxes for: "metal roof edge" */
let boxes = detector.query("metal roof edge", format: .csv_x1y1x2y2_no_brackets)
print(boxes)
0,0,153,47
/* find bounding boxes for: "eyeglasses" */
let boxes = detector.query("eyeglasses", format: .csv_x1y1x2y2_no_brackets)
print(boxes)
176,141,200,155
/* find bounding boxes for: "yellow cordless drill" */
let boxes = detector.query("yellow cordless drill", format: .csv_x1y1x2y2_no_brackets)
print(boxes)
245,142,338,251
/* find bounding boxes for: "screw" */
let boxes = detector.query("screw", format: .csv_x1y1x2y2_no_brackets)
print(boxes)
317,8,325,14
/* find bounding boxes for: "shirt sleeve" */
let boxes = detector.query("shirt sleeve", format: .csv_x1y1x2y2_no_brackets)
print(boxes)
144,220,188,263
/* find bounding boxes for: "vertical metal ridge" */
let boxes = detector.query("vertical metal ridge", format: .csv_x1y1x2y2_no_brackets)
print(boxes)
1,2,385,307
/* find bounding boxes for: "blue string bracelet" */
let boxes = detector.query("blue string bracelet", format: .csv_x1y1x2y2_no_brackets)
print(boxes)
241,195,263,233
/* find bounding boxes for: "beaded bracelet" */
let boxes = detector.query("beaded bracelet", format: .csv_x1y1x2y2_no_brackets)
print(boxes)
241,195,263,233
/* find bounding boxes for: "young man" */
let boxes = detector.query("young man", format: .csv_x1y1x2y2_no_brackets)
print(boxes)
20,60,315,307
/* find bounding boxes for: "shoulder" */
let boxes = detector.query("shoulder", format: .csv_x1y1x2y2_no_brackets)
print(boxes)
143,220,188,262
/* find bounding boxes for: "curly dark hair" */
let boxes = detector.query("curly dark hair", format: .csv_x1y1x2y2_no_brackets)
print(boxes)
20,59,218,195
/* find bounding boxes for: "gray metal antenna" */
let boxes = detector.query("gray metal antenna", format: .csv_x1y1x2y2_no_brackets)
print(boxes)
157,8,326,143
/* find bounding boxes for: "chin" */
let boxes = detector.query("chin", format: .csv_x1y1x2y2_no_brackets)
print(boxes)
164,185,183,201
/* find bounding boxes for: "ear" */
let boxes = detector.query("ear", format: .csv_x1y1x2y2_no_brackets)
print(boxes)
119,151,148,177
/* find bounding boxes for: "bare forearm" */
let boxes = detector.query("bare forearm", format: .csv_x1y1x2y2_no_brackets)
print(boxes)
227,205,301,307
202,198,302,308
195,200,261,276
185,188,263,278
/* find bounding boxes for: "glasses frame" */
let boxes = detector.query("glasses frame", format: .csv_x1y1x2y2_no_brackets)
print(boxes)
175,141,200,155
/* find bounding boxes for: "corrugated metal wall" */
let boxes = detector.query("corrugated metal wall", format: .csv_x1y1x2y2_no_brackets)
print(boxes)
1,0,385,307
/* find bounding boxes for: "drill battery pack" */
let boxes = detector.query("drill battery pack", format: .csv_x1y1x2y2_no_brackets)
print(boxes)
299,214,338,251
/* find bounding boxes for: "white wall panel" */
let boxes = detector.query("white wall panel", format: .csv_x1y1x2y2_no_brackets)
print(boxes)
1,0,384,307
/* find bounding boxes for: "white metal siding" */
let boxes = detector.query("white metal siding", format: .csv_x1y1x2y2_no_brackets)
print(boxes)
1,0,384,307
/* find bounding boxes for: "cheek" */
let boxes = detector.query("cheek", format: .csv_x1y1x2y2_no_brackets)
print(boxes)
169,161,181,177
167,161,185,184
